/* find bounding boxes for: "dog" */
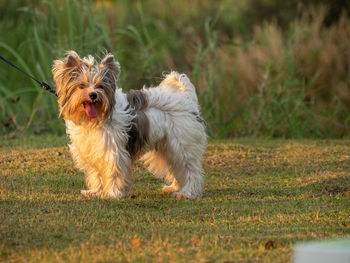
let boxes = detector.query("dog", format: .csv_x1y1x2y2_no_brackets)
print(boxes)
52,51,207,199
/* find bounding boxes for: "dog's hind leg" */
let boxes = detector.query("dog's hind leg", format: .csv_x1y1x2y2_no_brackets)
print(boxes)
143,125,206,198
141,150,180,193
169,153,205,199
163,126,206,199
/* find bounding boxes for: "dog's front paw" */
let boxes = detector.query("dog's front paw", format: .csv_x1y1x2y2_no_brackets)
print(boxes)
81,189,101,197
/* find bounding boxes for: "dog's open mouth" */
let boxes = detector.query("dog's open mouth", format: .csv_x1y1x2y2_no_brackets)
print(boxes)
83,102,98,118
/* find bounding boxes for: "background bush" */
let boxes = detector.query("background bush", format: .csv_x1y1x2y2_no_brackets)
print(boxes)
0,0,349,138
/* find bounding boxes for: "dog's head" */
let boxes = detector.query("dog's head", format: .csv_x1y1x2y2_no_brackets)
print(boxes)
52,51,120,125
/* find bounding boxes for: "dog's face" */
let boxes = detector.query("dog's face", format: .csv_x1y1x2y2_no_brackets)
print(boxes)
52,51,120,125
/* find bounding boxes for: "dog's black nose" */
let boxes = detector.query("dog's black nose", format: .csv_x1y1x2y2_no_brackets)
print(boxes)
89,92,97,100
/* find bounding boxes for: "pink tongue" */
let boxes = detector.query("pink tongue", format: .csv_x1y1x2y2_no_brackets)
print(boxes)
85,103,98,118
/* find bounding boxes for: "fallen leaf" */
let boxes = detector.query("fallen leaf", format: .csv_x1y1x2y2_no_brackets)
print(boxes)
265,240,275,249
131,237,140,246
9,96,20,104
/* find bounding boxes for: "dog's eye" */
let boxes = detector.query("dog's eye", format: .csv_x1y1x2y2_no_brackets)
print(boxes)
79,84,86,89
96,85,104,90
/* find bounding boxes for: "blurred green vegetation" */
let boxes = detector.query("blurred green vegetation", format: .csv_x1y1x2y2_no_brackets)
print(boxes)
0,0,349,138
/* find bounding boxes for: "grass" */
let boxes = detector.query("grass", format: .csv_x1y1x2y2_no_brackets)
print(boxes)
0,1,349,138
1,136,349,262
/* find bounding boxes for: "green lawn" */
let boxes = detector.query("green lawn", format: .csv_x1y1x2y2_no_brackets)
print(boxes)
1,136,349,262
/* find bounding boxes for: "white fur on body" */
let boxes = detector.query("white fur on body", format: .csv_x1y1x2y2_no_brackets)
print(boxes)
67,72,207,199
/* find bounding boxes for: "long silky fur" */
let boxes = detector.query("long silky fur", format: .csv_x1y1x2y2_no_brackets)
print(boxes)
52,52,207,199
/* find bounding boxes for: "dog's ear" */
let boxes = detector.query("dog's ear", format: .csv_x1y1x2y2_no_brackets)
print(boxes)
52,51,83,102
100,53,120,83
52,51,82,79
64,50,81,68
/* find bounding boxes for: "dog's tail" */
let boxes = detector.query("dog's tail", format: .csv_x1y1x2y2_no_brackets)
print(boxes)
159,71,198,104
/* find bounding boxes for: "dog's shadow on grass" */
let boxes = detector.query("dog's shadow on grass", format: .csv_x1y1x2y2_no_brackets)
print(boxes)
302,175,350,196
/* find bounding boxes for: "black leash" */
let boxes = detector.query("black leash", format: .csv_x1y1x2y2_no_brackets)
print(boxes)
0,55,57,97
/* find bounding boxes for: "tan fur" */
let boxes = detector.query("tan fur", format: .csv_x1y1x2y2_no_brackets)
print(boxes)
52,51,117,125
159,75,187,92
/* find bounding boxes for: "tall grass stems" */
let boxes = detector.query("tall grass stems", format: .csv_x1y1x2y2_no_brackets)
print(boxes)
0,1,349,138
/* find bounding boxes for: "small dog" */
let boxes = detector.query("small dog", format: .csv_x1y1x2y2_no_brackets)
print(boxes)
52,51,207,199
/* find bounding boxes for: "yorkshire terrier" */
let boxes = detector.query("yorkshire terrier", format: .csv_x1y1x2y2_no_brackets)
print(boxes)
52,51,207,199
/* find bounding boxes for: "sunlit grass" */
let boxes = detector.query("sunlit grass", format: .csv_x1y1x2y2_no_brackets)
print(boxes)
1,137,349,262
